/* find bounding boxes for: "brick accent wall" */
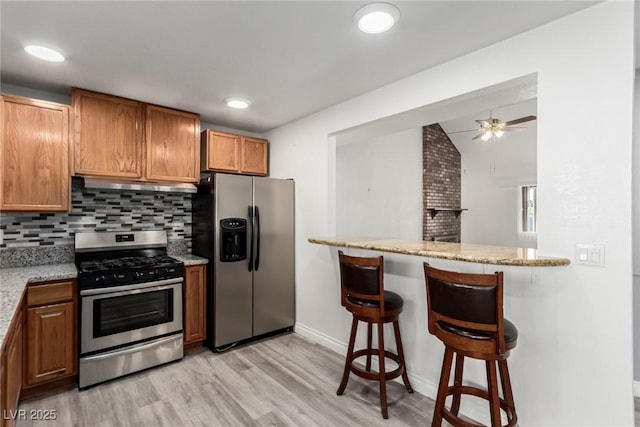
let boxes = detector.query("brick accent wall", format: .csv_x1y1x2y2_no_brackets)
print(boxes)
423,124,461,241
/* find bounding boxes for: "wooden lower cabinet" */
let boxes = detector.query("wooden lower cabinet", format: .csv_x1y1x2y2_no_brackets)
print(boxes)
22,280,77,395
184,265,206,349
1,308,22,427
24,302,76,387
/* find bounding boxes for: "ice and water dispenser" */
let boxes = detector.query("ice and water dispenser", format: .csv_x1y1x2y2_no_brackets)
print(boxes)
220,218,247,262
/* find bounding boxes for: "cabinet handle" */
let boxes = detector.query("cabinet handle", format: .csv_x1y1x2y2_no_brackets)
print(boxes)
36,368,66,378
40,312,62,318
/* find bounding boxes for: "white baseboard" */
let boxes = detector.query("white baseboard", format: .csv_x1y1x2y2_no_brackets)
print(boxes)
634,380,640,397
294,322,347,356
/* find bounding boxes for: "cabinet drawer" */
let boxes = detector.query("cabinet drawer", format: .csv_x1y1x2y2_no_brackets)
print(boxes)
26,281,74,307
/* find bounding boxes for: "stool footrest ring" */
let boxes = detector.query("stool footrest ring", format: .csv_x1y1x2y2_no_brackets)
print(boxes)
441,385,517,427
349,348,404,381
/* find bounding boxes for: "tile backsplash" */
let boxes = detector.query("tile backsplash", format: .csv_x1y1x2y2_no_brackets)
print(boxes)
0,178,192,250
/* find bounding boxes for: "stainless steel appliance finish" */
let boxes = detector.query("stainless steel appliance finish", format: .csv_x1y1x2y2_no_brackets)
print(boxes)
75,230,184,388
193,173,295,350
83,177,197,194
79,278,183,354
79,334,183,389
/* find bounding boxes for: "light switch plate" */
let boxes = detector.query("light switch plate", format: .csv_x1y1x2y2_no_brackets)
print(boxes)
575,244,605,267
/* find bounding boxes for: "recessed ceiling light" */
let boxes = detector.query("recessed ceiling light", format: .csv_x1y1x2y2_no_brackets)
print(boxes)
353,3,400,34
225,97,251,109
24,45,65,62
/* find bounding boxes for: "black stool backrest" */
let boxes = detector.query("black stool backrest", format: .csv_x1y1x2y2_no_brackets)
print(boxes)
338,251,385,312
423,263,506,354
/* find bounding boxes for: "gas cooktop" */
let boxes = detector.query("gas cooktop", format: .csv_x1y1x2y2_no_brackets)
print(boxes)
77,254,182,274
74,230,184,289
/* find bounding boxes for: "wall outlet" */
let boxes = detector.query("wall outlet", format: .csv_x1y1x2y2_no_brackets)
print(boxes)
575,244,605,267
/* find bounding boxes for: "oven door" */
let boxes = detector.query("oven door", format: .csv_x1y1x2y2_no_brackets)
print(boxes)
80,277,183,355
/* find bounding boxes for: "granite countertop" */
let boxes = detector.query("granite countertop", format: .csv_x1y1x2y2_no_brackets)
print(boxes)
308,236,571,267
172,254,208,266
0,263,78,345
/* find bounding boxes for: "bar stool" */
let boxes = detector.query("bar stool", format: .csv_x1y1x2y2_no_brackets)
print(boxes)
423,263,518,427
336,251,413,419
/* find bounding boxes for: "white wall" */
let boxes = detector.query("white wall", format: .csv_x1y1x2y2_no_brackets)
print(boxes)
336,128,422,239
267,2,635,425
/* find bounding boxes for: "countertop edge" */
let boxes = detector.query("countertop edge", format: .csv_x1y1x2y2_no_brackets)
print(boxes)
172,255,209,266
308,237,571,267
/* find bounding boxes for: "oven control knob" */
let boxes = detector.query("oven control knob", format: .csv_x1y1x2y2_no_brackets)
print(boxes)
155,268,167,278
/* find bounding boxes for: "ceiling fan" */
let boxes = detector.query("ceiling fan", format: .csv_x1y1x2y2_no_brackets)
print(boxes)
448,113,537,141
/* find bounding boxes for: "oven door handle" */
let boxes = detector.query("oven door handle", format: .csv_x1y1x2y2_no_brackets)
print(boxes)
79,277,184,296
80,334,182,362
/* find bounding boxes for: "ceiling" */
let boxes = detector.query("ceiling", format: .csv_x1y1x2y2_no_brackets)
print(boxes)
1,1,604,134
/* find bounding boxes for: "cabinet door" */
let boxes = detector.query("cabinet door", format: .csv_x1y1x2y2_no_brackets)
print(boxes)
184,265,206,344
2,309,22,427
240,137,268,176
0,95,70,212
73,88,143,179
25,302,76,386
201,130,240,172
146,105,200,182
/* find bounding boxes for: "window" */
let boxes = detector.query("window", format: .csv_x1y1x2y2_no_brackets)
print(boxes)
521,185,537,233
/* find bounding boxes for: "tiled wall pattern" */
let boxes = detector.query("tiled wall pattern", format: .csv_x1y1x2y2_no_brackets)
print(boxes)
0,178,192,249
423,124,461,241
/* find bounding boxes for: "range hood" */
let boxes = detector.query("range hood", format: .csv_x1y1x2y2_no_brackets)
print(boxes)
83,178,197,194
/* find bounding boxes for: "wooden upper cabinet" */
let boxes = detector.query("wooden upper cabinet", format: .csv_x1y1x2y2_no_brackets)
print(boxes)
201,130,240,173
240,136,268,176
0,94,70,212
73,88,143,179
146,105,200,183
201,130,268,176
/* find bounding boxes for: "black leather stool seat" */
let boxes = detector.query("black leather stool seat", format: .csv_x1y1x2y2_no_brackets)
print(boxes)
346,291,404,311
438,318,518,343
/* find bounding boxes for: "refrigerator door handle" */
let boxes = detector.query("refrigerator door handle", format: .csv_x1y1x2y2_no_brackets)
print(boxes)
247,205,254,272
255,206,261,271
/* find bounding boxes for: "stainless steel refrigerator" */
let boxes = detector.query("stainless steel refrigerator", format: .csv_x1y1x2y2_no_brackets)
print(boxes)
192,173,295,351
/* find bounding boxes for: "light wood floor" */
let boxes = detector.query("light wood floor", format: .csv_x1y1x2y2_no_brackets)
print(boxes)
17,333,435,426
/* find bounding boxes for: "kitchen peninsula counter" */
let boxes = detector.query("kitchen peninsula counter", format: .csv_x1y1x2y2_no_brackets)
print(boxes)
308,236,570,267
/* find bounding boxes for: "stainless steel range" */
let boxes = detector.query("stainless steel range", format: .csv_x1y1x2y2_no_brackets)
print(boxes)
75,230,184,388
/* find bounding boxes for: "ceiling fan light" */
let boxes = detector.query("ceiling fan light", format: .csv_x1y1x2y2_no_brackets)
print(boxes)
481,132,492,141
494,130,504,138
354,3,400,34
